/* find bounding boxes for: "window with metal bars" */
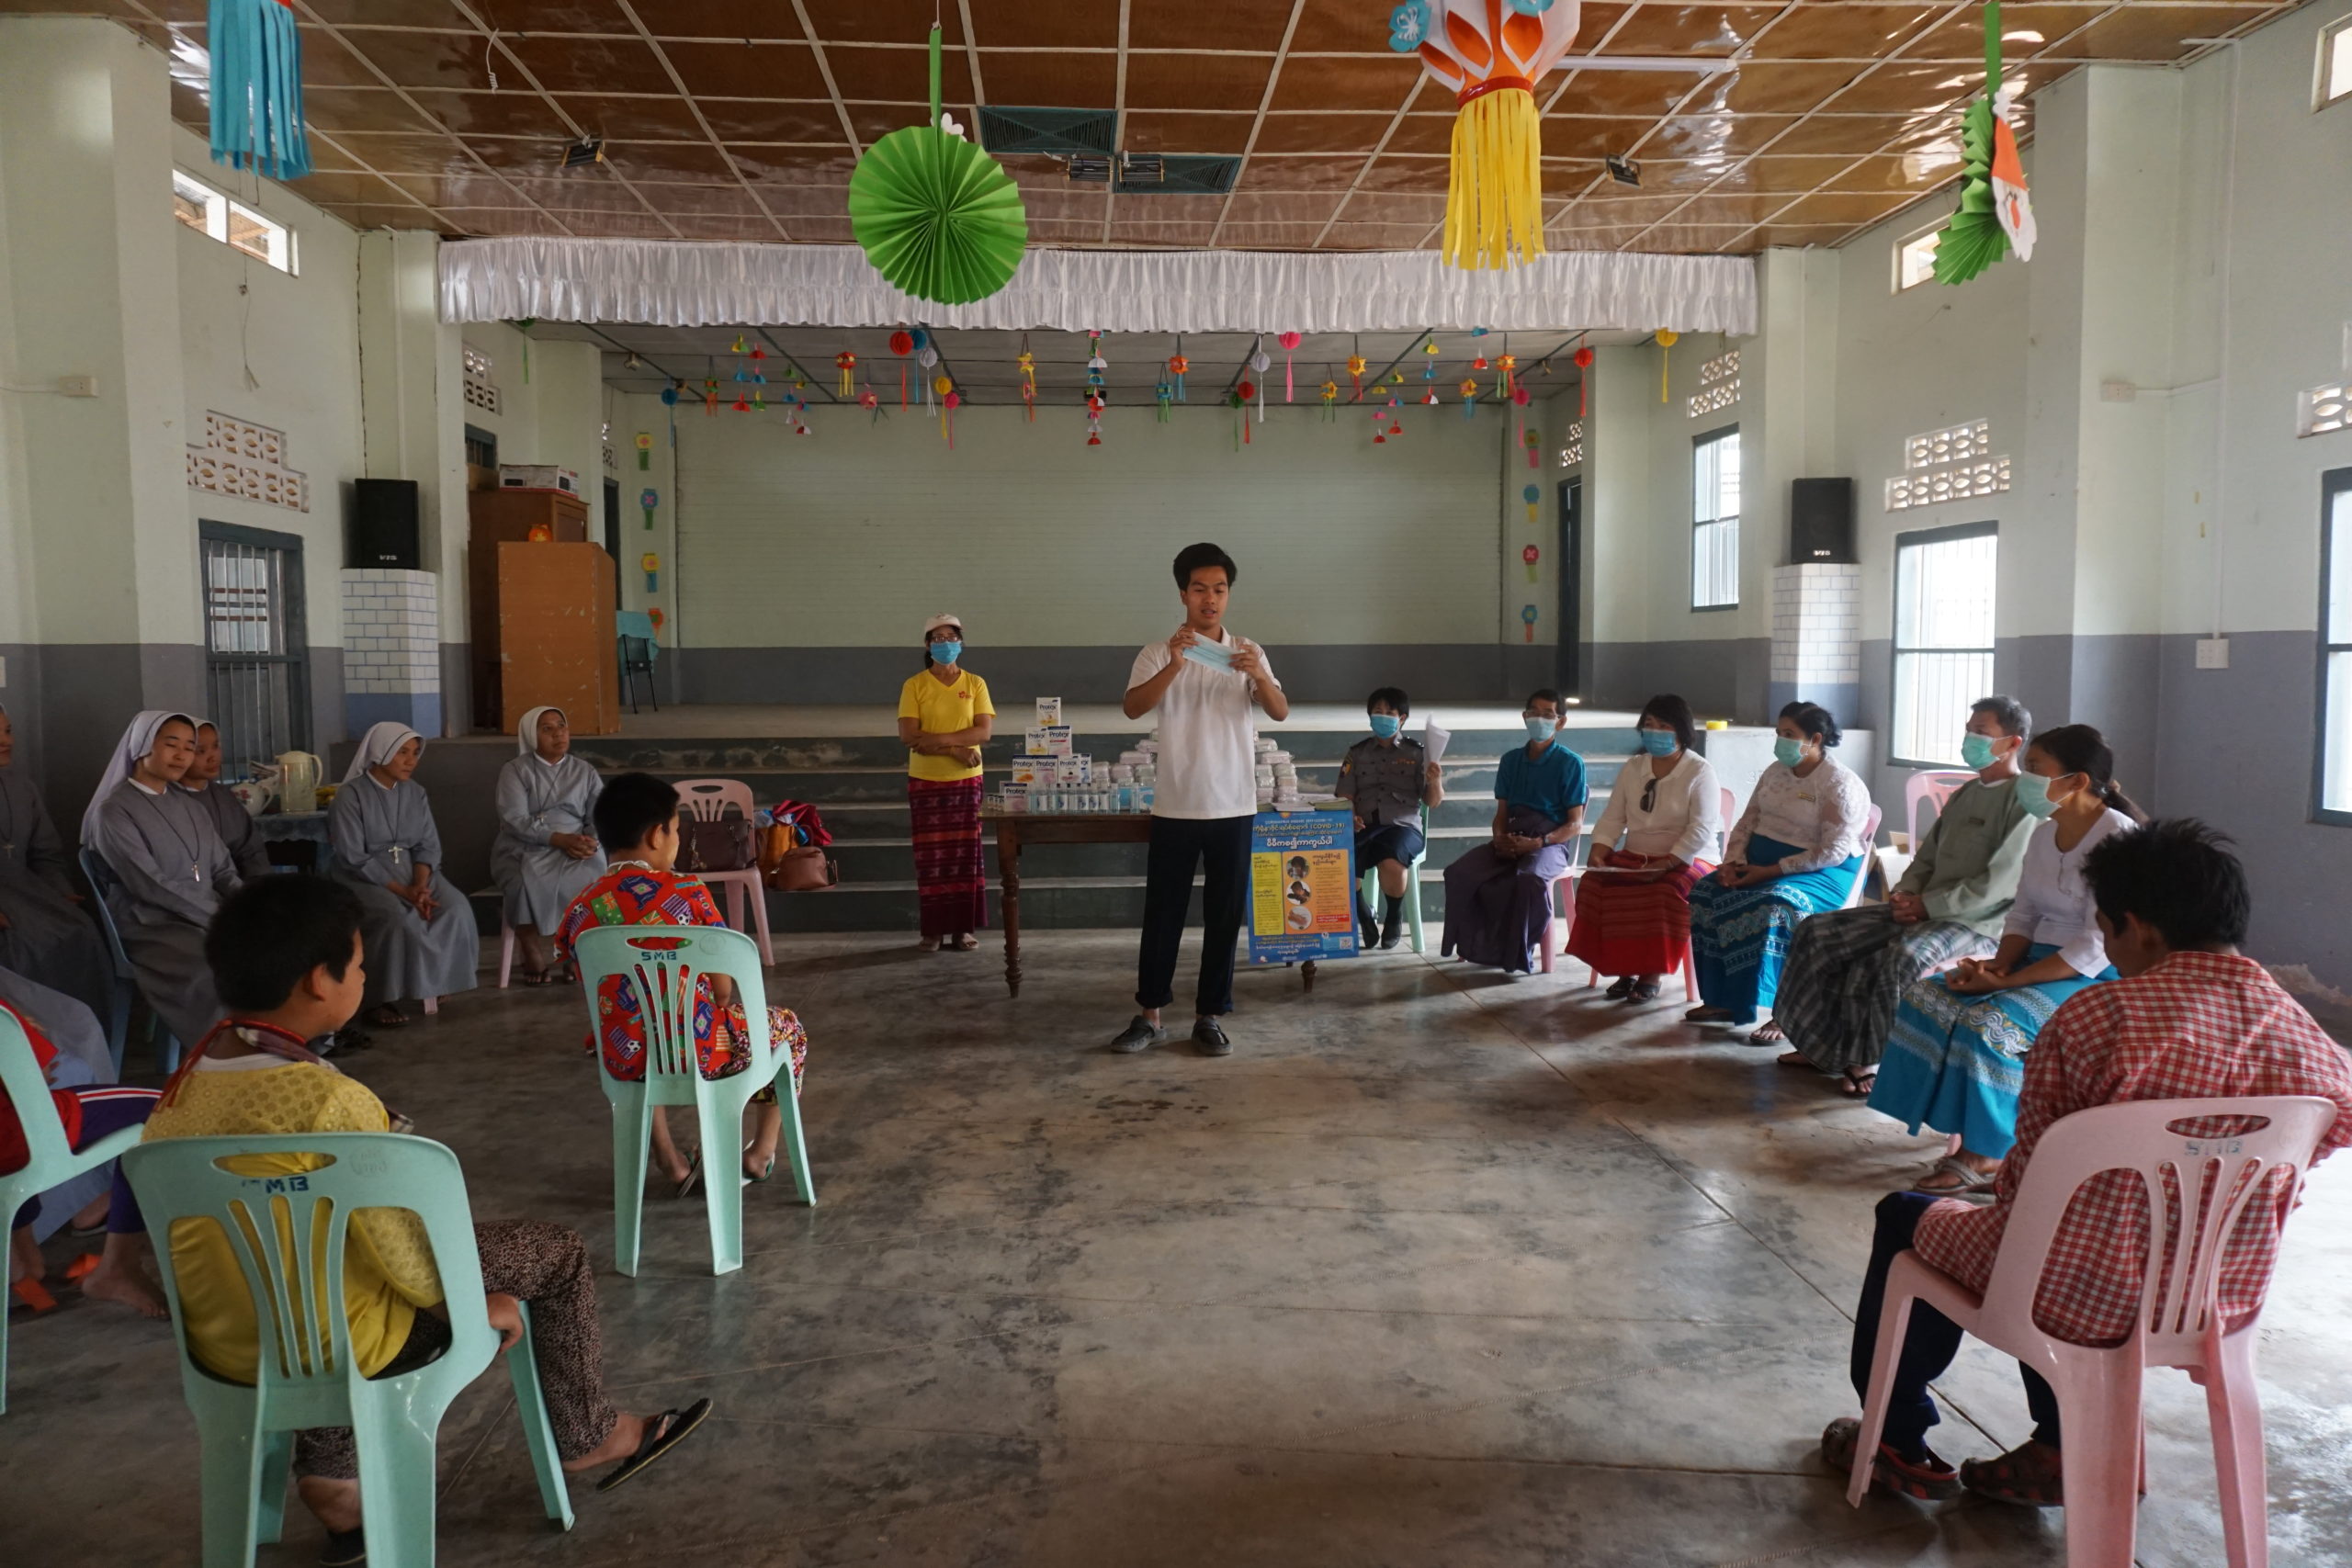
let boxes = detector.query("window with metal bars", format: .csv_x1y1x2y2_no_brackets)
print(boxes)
1691,425,1739,610
1892,522,1998,768
199,523,311,776
2319,468,2352,822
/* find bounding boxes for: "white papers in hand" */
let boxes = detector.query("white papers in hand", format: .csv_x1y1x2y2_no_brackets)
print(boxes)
1422,720,1451,767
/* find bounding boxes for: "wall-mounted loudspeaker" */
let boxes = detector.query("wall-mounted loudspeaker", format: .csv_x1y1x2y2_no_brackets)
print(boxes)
1789,478,1856,564
348,479,421,570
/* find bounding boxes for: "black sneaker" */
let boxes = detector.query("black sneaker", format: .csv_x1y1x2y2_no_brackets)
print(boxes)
1360,920,1382,948
320,1527,366,1566
1378,923,1406,951
1193,1017,1233,1056
1108,1016,1167,1054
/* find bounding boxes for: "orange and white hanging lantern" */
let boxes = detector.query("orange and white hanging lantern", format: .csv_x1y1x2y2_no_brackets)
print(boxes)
1388,0,1583,271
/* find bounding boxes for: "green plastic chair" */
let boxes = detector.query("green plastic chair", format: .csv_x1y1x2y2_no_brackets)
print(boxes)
571,924,815,1278
121,1133,576,1567
1356,839,1428,954
0,1009,148,1414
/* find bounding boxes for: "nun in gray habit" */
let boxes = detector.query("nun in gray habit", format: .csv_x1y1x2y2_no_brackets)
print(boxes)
81,710,240,1051
0,702,113,1021
491,705,605,982
329,722,479,1024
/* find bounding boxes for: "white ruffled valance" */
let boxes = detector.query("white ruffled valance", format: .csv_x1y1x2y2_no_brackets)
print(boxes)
437,240,1755,335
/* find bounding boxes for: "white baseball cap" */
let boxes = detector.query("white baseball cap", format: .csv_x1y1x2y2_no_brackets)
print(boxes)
922,614,963,637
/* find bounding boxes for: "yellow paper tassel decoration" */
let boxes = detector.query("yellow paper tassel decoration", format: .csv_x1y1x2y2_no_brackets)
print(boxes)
1442,85,1545,271
1656,329,1679,403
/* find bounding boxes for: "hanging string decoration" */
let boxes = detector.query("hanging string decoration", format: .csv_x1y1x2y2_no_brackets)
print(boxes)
1229,384,1254,449
1423,389,1441,408
1656,329,1679,404
1459,377,1480,421
835,351,857,397
209,0,313,179
1156,380,1174,423
1523,483,1541,525
889,330,914,409
936,379,959,448
859,385,883,423
1521,604,1539,644
1320,378,1340,423
1347,352,1367,401
1933,2,2036,286
1085,391,1105,447
1523,544,1541,583
919,344,940,411
1572,334,1593,417
1017,336,1037,422
846,24,1028,304
1388,0,1583,271
1168,341,1190,402
1372,407,1389,446
1250,345,1271,423
1277,331,1302,400
1087,331,1108,400
1522,426,1543,468
1498,352,1518,397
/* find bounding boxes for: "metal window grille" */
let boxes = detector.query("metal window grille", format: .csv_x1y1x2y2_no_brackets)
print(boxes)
199,524,311,776
2321,471,2352,818
1892,523,1997,767
1691,425,1740,609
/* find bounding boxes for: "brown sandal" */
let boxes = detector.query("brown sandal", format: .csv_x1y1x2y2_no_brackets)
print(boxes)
1961,1439,2064,1506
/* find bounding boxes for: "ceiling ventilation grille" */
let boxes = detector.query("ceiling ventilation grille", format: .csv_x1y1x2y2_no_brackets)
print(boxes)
1119,154,1240,196
977,106,1120,156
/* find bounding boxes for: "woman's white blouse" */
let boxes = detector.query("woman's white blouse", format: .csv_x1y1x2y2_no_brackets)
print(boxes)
2002,807,2136,975
1590,750,1724,864
1724,754,1872,875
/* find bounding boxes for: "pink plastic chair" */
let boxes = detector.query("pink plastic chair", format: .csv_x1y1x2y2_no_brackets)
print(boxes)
1905,770,1973,852
1574,785,1736,999
674,778,776,965
1536,828,1589,975
1844,804,1884,910
1849,1095,2342,1568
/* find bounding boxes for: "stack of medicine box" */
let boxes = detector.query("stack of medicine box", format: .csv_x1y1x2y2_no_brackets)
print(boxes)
998,698,1149,814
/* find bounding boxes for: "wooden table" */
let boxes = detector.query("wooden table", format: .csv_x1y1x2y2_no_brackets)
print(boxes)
990,811,1320,998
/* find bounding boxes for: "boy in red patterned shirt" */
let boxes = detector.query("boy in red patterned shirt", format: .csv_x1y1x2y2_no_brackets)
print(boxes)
1823,819,2352,1506
556,773,809,1194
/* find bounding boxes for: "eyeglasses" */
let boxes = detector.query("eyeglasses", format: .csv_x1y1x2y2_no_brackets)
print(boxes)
1640,776,1659,813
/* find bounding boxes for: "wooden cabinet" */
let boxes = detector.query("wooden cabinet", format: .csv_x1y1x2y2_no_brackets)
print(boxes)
467,489,592,729
495,543,618,733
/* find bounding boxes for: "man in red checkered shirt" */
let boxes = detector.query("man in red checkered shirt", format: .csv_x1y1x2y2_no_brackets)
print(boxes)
1822,820,2352,1506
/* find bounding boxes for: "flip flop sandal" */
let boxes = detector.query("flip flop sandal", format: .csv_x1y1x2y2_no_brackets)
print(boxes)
1961,1440,2064,1506
1746,1020,1788,1045
1914,1156,2000,1196
1630,980,1663,1002
1604,976,1637,1000
672,1149,703,1201
1840,1072,1878,1098
368,1006,410,1028
1685,1006,1736,1025
517,968,557,987
742,1140,775,1183
952,933,979,951
594,1398,714,1494
1821,1417,1962,1501
1776,1050,1820,1070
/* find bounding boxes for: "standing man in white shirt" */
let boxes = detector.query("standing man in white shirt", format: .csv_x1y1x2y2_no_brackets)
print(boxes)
1109,543,1289,1057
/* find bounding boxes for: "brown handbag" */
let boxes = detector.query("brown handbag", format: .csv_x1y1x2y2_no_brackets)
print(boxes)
765,845,839,891
676,818,756,874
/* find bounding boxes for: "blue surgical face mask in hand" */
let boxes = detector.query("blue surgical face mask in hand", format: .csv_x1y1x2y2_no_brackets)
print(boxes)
1960,732,2002,770
1637,728,1678,757
1525,716,1558,742
1368,714,1402,739
2014,771,2064,818
1773,736,1806,769
930,640,963,665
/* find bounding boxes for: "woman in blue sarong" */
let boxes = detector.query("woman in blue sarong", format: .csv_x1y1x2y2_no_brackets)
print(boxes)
1687,704,1871,1028
1871,725,2142,1193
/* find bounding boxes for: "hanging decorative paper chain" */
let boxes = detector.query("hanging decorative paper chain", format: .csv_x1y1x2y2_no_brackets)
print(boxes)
938,382,959,448
1250,346,1270,423
1572,334,1594,418
1459,377,1480,421
1387,0,1584,271
1346,353,1367,402
1656,329,1679,403
859,384,882,423
1277,331,1302,400
209,0,313,179
888,330,914,409
919,344,939,411
1319,378,1340,423
834,351,856,397
1156,381,1174,423
1498,352,1518,397
1168,340,1189,402
1085,391,1105,446
1018,335,1037,422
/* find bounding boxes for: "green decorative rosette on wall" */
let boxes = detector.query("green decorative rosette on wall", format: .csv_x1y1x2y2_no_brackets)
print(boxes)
848,25,1028,307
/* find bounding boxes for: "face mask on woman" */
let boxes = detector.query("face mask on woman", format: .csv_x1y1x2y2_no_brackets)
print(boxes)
1368,714,1402,739
1772,736,1806,769
1637,728,1678,758
1960,732,2004,770
931,639,963,665
1525,716,1558,742
2014,771,2071,819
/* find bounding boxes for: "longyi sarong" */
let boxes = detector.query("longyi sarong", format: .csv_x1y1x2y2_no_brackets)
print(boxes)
1565,850,1711,978
1440,807,1570,974
1774,904,1993,1074
909,776,988,939
1686,834,1861,1025
1869,942,2112,1157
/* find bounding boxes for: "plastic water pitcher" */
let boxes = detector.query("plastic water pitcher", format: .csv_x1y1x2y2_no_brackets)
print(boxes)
276,750,322,812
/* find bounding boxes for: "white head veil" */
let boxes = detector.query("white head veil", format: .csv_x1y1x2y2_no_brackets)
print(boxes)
81,709,197,843
345,721,424,783
516,705,565,759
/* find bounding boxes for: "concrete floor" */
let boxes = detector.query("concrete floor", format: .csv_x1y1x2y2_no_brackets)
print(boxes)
10,931,2352,1566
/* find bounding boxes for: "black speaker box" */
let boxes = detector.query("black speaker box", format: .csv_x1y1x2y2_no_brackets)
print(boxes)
348,479,422,570
1789,478,1856,564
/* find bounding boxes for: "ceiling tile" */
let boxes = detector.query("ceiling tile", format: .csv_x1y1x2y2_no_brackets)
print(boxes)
456,135,585,172
967,0,1121,51
1124,52,1277,113
1007,187,1105,223
799,0,967,46
695,100,843,143
555,95,709,141
1258,112,1414,155
1220,221,1339,250
977,51,1120,107
1679,61,1866,117
846,104,942,146
328,130,480,174
1338,190,1445,225
380,173,537,209
501,35,674,96
2066,5,2272,60
602,141,741,184
1029,219,1110,244
497,175,652,214
1109,193,1228,225
1555,69,1717,118
1380,113,1469,156
641,0,819,40
284,171,420,209
1289,0,1402,54
1129,0,1295,52
400,89,577,139
1662,193,1791,228
305,26,484,90
1237,154,1368,192
1746,153,1866,192
790,216,857,242
1769,191,1921,228
1827,62,1987,117
1268,54,1421,113
1827,150,1968,194
823,43,973,103
1632,223,1758,254
1756,223,1860,249
1107,220,1221,246
1594,6,1781,57
1124,110,1259,154
658,41,830,99
300,87,438,135
1222,191,1345,225
1744,5,1943,62
1759,114,1924,159
1541,116,1667,161
1905,5,2109,61
1354,155,1452,194
671,215,775,239
1318,222,1437,251
732,148,859,184
741,180,854,217
1561,194,1701,229
541,209,678,239
1623,157,1760,193
302,136,372,175
300,2,481,26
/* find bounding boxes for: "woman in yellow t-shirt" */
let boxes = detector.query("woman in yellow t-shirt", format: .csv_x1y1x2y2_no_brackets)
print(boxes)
896,614,995,952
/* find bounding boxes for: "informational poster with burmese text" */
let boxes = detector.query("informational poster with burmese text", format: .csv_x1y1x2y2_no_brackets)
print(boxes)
1246,807,1357,965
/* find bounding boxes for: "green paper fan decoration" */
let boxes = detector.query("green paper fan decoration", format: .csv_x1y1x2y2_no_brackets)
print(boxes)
1932,3,2009,286
848,24,1028,307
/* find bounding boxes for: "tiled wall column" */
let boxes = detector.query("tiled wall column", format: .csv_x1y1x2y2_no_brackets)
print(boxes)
1769,562,1860,726
341,569,442,738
